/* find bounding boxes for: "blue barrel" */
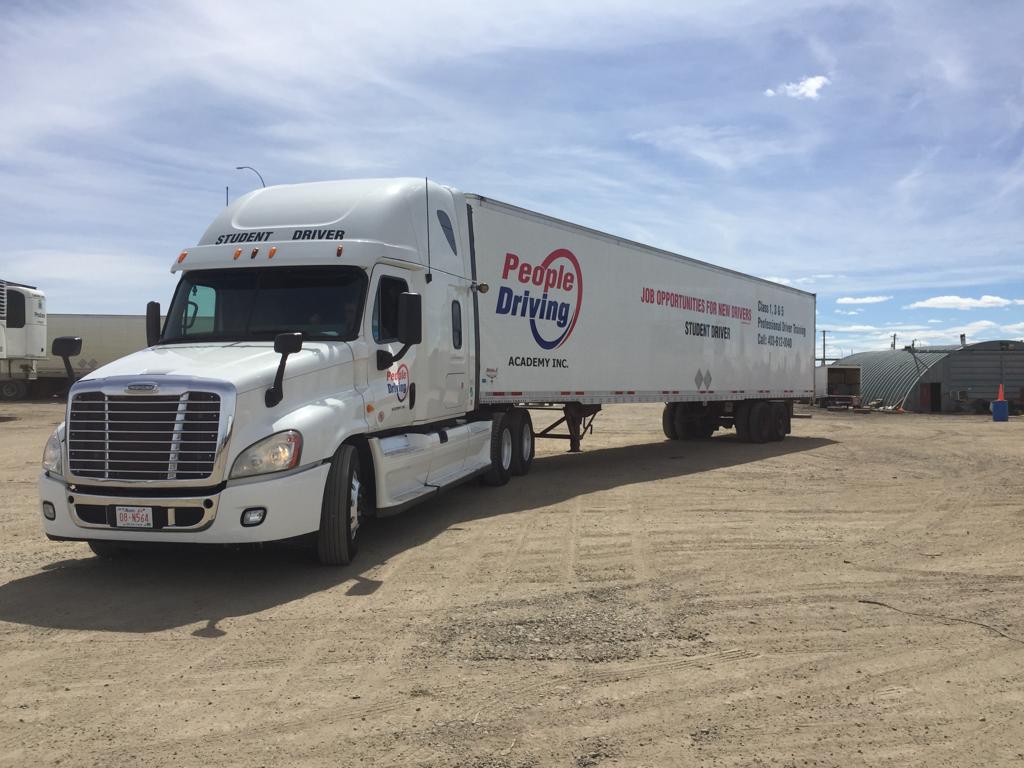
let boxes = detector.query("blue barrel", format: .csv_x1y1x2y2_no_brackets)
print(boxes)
992,400,1009,422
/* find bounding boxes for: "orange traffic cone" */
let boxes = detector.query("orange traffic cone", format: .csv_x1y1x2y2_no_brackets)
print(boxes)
997,383,1005,401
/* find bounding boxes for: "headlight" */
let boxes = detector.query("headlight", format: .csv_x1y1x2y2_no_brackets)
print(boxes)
230,430,302,479
42,428,63,476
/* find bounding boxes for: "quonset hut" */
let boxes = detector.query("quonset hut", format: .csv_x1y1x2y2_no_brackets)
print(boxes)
835,340,1024,413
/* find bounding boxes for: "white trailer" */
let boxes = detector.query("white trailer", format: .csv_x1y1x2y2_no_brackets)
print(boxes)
0,280,47,399
39,178,815,565
0,288,148,399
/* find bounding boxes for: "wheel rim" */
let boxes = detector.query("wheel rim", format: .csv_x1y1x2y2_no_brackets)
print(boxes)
501,427,513,470
1,382,17,398
521,424,532,462
349,473,361,538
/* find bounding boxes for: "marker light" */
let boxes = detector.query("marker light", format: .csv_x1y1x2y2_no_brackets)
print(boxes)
230,430,302,479
177,251,188,263
250,248,259,259
233,248,242,260
268,246,277,259
336,245,344,257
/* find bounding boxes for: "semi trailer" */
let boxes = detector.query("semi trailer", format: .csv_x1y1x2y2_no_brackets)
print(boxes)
39,178,815,564
1,278,147,399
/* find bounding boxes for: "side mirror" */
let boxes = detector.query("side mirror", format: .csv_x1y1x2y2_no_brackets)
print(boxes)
266,332,303,408
396,292,423,346
51,336,82,359
274,332,304,355
146,301,161,346
51,336,82,394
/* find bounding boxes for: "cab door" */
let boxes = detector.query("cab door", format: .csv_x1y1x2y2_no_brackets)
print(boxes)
365,266,417,431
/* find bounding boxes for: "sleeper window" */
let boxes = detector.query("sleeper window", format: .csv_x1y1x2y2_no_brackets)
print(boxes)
451,300,462,350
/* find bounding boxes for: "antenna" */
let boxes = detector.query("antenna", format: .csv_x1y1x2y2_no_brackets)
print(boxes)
424,177,433,284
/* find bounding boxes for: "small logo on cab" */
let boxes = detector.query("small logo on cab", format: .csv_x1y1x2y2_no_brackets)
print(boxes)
125,382,159,394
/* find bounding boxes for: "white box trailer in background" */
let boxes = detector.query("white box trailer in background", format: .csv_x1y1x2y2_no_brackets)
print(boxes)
0,281,148,400
39,178,815,565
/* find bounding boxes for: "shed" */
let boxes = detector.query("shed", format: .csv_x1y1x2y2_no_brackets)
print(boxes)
835,340,1024,412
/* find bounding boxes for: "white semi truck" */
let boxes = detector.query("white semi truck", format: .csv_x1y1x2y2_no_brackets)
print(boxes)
39,178,815,564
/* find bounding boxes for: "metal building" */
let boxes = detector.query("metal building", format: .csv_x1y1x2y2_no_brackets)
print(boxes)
835,340,1024,413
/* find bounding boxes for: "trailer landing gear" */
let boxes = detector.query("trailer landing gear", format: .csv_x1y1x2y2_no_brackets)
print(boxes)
533,402,602,452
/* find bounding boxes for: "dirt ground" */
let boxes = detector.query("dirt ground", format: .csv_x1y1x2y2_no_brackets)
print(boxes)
1,401,1023,767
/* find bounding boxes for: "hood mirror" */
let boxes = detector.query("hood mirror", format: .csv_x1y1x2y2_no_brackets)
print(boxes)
266,332,303,408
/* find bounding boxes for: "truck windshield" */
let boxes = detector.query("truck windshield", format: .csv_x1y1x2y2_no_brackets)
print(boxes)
161,266,367,343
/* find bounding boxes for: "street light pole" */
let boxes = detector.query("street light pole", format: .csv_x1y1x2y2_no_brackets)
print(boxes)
235,166,266,188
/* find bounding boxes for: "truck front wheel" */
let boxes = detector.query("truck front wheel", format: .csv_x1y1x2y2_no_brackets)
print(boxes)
316,444,364,566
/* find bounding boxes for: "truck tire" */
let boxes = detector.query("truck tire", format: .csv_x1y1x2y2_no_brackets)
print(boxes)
0,380,28,401
481,413,514,486
748,401,772,443
661,404,679,440
672,405,694,439
510,409,535,476
734,402,751,442
88,540,130,559
316,444,364,566
692,415,717,439
769,402,788,441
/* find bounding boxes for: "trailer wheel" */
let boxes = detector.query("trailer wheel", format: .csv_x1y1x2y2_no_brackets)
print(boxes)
749,401,772,443
692,415,717,439
734,402,752,442
510,410,535,476
661,404,679,440
481,413,514,486
316,444,364,566
769,403,788,441
672,405,694,439
0,380,28,401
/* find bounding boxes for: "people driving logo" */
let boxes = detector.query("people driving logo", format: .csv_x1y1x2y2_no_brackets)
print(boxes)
387,363,410,402
495,248,583,350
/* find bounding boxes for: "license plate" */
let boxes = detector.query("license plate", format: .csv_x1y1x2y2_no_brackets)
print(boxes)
115,506,153,528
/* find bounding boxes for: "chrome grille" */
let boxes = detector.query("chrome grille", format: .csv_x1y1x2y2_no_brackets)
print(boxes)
68,391,221,481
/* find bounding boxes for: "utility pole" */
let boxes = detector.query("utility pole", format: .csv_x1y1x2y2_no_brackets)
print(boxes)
891,333,897,350
821,329,827,366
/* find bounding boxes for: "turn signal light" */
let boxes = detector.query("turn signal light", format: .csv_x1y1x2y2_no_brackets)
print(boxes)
177,251,188,263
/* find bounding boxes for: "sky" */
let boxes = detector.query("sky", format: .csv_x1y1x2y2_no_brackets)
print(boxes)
1,0,1022,358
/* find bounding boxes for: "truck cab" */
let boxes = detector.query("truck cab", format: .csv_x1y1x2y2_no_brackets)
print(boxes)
39,179,515,565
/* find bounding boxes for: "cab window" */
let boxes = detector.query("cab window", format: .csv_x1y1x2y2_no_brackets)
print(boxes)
372,276,409,343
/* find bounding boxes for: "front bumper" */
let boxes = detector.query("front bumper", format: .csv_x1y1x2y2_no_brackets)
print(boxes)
38,463,329,544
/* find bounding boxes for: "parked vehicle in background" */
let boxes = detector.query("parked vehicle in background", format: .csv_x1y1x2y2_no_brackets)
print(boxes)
815,364,861,408
0,280,147,400
38,178,815,564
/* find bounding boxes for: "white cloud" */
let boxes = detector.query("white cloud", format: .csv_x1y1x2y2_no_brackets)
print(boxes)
835,308,862,315
927,318,943,323
764,75,831,100
761,275,792,285
632,124,821,171
904,295,1021,310
836,295,893,304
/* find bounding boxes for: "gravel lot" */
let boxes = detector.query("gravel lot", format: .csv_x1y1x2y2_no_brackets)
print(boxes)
1,401,1023,767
